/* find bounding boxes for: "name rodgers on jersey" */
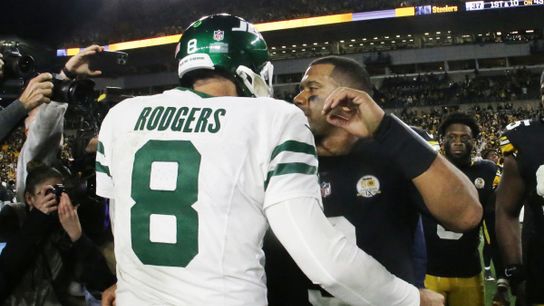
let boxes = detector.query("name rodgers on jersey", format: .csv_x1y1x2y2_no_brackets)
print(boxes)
134,106,226,133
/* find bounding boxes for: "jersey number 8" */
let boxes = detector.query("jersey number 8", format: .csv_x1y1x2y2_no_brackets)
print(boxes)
131,140,201,267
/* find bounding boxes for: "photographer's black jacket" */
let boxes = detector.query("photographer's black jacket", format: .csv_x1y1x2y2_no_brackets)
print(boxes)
0,203,116,305
0,100,27,143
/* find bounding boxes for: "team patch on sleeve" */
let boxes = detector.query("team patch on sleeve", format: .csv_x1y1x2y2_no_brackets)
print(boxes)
499,135,516,155
265,140,317,189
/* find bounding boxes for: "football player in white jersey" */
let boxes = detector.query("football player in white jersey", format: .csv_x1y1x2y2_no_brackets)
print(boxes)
97,14,449,306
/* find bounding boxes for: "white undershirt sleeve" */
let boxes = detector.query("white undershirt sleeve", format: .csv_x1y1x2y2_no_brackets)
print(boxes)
265,197,419,306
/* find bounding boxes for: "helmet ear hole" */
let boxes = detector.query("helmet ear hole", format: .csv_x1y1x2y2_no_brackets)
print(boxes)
246,74,254,84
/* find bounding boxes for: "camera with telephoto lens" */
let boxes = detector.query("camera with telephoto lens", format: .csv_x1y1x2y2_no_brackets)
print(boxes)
51,74,98,104
0,41,36,78
45,184,65,202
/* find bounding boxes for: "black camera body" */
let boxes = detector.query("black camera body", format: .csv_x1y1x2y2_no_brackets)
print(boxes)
51,74,97,104
0,41,36,78
45,183,65,201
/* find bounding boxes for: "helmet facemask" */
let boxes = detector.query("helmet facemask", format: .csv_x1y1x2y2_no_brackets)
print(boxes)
235,61,274,97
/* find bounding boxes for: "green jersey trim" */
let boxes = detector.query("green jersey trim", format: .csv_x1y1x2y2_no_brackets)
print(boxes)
97,141,105,155
270,140,316,161
96,161,111,177
176,87,214,99
265,162,317,189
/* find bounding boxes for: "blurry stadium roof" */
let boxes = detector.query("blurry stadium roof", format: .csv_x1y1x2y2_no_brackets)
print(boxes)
57,3,544,56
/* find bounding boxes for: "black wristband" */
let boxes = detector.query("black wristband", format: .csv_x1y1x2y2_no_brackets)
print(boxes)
504,264,525,291
62,66,77,79
373,114,437,179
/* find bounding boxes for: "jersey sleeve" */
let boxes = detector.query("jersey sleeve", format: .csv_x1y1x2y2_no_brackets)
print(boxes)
499,134,517,157
499,120,529,157
96,110,114,199
263,109,321,209
266,197,420,305
492,166,502,189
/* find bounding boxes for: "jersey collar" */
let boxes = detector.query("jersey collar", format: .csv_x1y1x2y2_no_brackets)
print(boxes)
176,87,214,99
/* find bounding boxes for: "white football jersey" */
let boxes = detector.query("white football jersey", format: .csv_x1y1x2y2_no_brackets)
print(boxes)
96,88,320,306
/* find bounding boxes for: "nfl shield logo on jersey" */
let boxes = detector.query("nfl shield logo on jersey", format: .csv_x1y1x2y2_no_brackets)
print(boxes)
320,181,332,198
213,30,224,41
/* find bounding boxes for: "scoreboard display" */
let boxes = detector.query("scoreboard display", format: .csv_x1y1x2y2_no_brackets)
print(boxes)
465,0,544,11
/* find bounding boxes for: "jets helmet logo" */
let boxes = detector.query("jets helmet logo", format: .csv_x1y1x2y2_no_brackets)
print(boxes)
213,30,224,41
356,175,381,198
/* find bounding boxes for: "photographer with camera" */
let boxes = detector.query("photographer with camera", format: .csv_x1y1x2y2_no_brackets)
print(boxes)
15,44,103,202
0,70,54,143
3,44,116,304
0,163,115,305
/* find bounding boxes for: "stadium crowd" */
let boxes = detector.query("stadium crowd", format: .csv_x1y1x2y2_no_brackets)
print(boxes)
62,0,463,46
376,68,540,108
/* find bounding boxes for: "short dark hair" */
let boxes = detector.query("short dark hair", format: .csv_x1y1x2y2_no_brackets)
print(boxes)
438,112,480,139
180,69,236,88
24,162,63,196
310,56,373,94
